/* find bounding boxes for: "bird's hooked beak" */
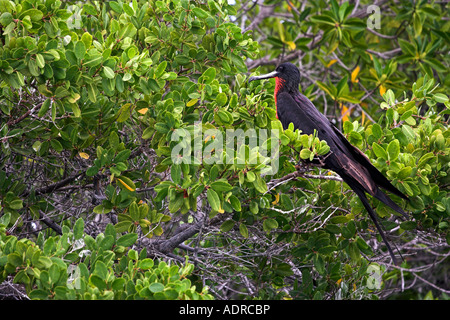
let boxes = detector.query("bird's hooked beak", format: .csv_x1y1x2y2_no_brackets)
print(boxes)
248,70,279,83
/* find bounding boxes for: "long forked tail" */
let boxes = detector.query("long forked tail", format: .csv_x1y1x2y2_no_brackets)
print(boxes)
351,187,402,265
373,188,409,220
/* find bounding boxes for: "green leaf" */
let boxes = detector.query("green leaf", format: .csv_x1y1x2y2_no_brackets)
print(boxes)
210,180,233,192
50,139,63,152
239,223,249,238
192,7,209,19
387,139,400,161
36,54,45,68
263,218,278,232
201,67,216,84
275,263,294,277
139,258,154,270
300,149,311,160
48,264,61,285
310,15,336,26
116,233,138,247
89,275,106,291
253,175,267,193
171,164,182,185
400,221,417,230
0,12,13,26
9,199,23,210
318,245,337,255
74,41,86,60
109,1,122,13
423,58,447,72
397,166,412,180
29,290,49,300
228,195,241,212
246,171,256,182
372,142,388,160
19,8,43,21
7,253,23,267
413,13,422,36
155,61,167,78
149,282,164,293
123,3,134,15
38,98,51,117
169,192,184,213
99,235,114,250
103,66,115,79
175,55,191,65
433,93,449,103
84,55,102,68
207,188,220,211
418,152,434,167
73,218,84,240
220,220,235,232
112,278,126,290
216,92,228,106
231,54,247,72
87,83,97,103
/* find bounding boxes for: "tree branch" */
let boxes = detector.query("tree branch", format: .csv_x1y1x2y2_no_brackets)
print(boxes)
21,172,86,197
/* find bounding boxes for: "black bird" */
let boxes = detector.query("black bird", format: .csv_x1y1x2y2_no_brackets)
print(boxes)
249,62,408,264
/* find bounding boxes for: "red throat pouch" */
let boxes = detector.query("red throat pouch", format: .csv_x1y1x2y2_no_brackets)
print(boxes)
274,77,285,119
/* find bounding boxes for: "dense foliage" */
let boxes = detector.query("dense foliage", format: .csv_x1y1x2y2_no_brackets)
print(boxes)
0,0,448,300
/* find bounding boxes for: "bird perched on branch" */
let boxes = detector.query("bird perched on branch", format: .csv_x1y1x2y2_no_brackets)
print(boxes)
249,62,408,265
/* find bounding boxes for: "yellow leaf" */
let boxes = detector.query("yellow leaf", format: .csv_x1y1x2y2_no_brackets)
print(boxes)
360,102,368,125
341,104,350,122
326,59,337,68
353,283,357,291
78,152,89,159
379,85,386,96
186,99,198,107
117,178,135,192
336,278,342,286
68,93,81,103
204,135,215,142
272,193,280,205
285,41,296,51
218,207,224,214
351,66,360,83
137,108,148,114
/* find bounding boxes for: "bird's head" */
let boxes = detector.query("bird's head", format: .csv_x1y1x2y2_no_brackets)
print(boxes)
248,62,300,93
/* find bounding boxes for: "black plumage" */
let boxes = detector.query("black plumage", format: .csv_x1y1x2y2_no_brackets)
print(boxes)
249,62,408,264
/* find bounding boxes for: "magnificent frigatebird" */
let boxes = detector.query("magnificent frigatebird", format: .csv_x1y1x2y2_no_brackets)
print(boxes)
249,62,408,264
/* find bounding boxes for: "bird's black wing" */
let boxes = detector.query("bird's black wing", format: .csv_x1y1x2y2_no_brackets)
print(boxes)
329,125,408,200
276,92,379,193
277,91,331,137
277,91,408,217
277,91,408,263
